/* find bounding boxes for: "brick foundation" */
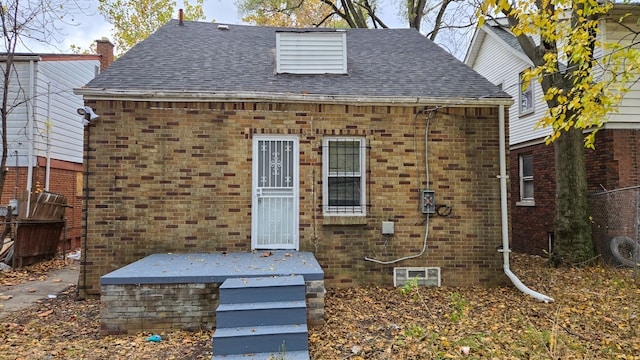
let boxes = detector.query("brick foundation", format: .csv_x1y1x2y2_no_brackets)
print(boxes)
101,280,326,334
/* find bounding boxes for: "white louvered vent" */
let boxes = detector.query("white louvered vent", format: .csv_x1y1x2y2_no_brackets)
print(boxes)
394,267,441,287
276,31,347,74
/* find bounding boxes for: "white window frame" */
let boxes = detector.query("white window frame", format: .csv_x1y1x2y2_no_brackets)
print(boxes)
323,137,366,216
519,70,534,115
518,154,535,206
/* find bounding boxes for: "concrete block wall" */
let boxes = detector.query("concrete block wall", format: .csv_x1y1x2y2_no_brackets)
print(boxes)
81,100,507,297
101,279,326,334
305,279,325,326
101,282,219,334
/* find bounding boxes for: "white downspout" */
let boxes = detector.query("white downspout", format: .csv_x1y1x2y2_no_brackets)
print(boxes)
498,104,554,303
26,60,36,216
45,82,51,190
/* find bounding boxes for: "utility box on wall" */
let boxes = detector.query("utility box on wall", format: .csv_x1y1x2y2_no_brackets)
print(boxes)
381,221,394,235
421,190,435,214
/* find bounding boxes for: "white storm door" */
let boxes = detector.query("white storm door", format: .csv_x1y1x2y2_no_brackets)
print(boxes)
252,136,299,250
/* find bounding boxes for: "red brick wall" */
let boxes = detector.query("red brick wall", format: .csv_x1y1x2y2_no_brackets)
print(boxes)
79,100,508,295
510,129,640,256
509,143,555,255
0,159,83,251
584,129,640,192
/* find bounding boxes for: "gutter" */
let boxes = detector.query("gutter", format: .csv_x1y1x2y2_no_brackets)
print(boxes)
73,88,513,107
498,104,554,303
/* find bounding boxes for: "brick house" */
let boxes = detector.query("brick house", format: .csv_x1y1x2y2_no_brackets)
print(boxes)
0,41,112,252
75,20,515,297
465,5,640,256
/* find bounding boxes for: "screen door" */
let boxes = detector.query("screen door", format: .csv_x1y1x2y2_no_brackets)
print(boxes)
252,136,299,250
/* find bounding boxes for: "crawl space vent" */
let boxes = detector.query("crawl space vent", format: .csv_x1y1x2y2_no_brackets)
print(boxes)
394,267,441,287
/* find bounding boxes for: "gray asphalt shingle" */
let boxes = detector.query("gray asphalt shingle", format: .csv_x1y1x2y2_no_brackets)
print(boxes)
491,26,525,54
86,20,508,100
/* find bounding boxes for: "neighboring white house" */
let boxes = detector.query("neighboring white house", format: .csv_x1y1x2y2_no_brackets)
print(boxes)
3,54,97,176
465,4,640,257
1,42,113,250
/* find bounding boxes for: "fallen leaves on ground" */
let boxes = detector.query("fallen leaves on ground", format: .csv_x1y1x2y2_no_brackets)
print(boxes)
0,258,70,287
0,253,639,359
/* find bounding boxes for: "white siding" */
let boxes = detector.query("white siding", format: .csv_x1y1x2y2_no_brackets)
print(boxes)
276,32,347,74
470,30,551,146
0,58,98,168
36,60,98,164
1,60,37,167
601,14,640,126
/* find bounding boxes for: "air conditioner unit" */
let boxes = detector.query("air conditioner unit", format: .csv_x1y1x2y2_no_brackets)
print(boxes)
393,267,441,287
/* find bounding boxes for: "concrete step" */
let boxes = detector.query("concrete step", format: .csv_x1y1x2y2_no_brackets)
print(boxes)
216,300,307,328
210,350,310,360
212,324,308,356
219,276,306,304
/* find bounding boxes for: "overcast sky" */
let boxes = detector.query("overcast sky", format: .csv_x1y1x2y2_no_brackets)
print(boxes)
20,0,407,54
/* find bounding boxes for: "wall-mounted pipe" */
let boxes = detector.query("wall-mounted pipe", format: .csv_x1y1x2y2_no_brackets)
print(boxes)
364,110,434,265
45,82,51,190
26,60,36,216
498,104,554,303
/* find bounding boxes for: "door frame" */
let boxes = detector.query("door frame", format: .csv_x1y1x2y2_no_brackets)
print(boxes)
251,135,299,250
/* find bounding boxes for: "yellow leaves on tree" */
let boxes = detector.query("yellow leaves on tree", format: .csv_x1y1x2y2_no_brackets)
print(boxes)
477,0,640,149
98,0,206,56
237,0,348,28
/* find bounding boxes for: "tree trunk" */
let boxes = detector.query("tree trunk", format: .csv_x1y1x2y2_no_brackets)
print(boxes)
551,125,594,266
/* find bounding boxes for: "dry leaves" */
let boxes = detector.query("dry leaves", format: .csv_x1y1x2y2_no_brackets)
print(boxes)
0,258,69,287
0,254,639,359
310,253,640,359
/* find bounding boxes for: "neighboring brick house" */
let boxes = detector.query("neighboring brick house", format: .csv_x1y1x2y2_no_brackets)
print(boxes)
465,5,640,256
75,20,515,296
0,41,113,251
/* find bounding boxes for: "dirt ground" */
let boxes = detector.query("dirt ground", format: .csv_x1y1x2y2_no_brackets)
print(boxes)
1,254,640,359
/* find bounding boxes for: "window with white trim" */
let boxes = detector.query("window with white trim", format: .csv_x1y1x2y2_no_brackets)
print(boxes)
519,70,534,115
323,137,366,216
519,154,534,203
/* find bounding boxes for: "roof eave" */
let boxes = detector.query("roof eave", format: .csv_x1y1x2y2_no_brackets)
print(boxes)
73,88,514,107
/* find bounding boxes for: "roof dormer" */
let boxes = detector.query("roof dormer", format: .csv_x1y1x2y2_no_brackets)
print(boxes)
276,30,347,75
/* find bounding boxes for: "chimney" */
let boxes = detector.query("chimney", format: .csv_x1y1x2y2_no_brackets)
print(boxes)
179,9,184,26
96,37,114,72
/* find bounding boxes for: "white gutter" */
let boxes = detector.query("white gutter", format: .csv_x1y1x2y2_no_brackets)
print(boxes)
73,88,513,107
498,104,554,303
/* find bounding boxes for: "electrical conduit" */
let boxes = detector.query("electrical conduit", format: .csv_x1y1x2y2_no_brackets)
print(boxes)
498,104,554,303
364,111,434,264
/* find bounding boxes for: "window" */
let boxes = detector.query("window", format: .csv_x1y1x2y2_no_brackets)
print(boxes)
323,137,366,216
519,70,534,114
519,154,534,204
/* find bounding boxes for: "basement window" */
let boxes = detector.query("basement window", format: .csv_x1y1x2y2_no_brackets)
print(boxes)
276,31,347,74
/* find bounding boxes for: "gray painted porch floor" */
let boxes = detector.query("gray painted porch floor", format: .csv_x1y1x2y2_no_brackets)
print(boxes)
100,251,323,285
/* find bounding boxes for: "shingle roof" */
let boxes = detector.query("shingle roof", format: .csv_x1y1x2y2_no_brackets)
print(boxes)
490,26,524,53
85,20,509,101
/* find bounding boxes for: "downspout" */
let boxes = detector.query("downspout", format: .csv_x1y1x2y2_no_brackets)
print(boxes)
26,60,35,216
498,104,554,303
45,82,51,190
80,117,91,298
